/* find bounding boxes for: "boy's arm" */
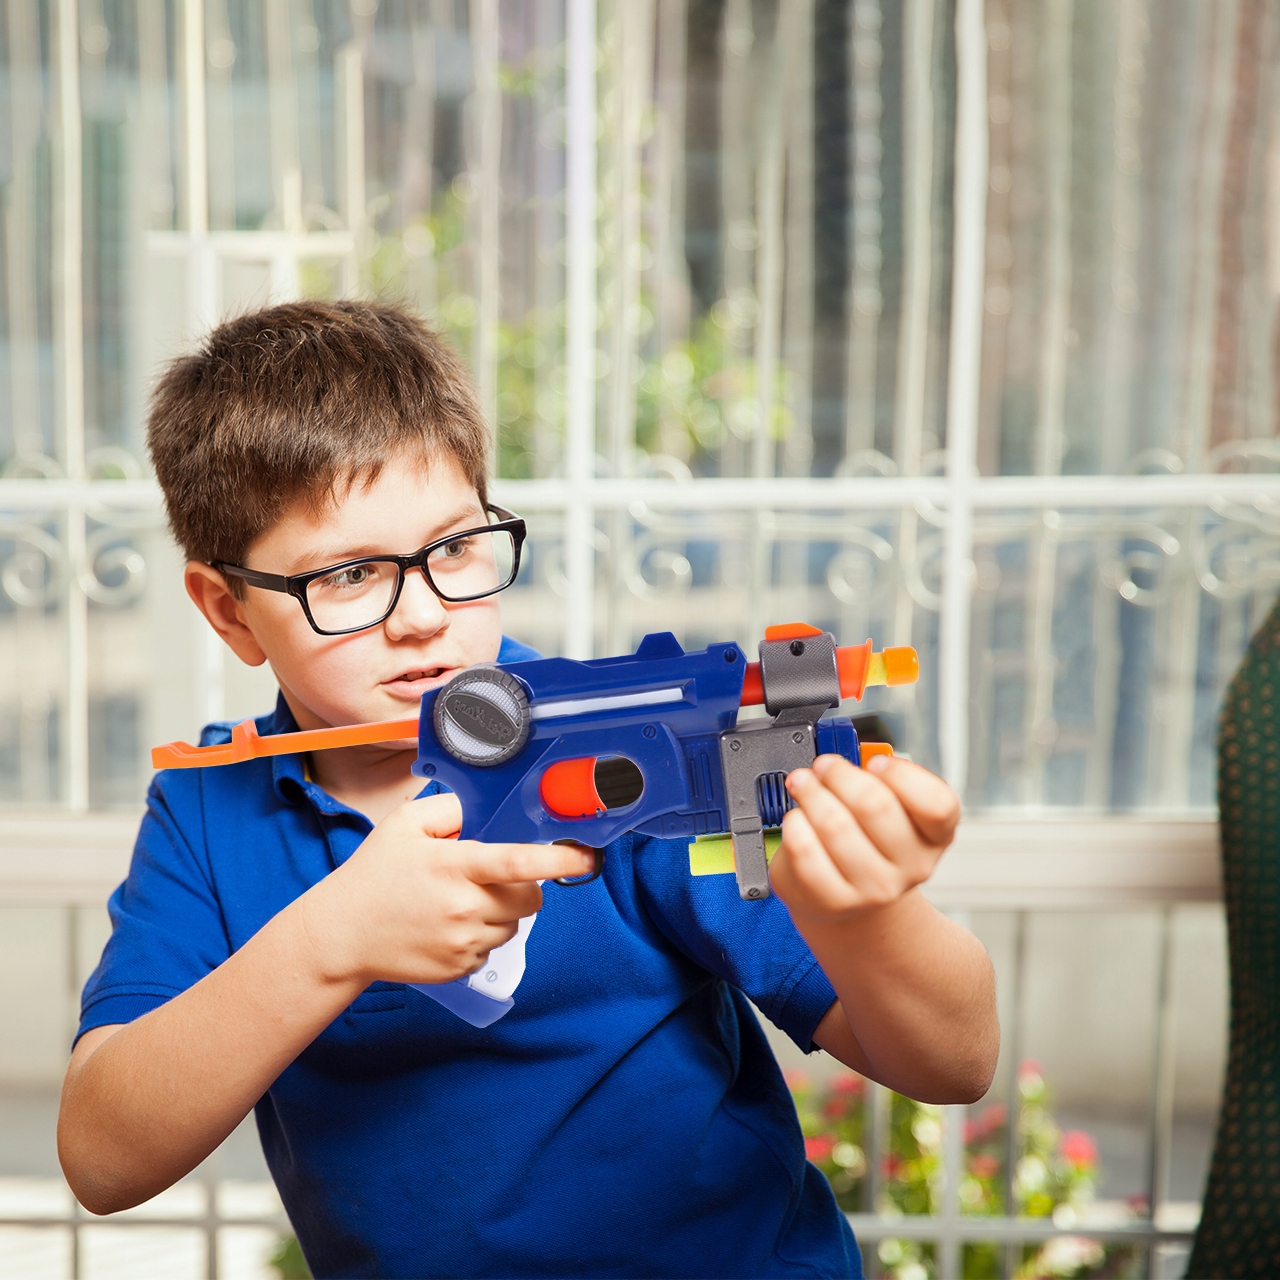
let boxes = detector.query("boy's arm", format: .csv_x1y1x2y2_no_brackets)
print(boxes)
58,795,595,1216
768,756,999,1104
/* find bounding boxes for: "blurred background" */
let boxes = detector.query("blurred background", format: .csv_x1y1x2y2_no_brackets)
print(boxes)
2,0,1277,1276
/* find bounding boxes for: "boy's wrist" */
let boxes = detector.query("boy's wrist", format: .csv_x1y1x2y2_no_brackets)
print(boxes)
286,875,375,993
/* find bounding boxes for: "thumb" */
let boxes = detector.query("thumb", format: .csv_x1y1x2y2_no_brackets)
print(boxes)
408,792,463,838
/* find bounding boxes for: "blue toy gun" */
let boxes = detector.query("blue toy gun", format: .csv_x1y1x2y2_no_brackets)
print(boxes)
153,623,918,901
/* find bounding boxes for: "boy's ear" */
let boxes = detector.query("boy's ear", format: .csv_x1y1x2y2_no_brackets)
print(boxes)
184,562,269,668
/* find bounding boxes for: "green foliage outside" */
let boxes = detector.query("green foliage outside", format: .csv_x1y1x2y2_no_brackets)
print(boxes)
788,1061,1144,1280
365,186,796,483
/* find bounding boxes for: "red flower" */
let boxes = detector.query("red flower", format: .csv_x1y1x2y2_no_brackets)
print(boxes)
830,1073,864,1096
979,1103,1006,1133
825,1096,851,1120
966,1103,1006,1146
969,1154,999,1179
805,1135,834,1163
1060,1130,1097,1169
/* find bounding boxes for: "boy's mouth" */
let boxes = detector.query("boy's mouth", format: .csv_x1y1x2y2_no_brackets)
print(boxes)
383,667,456,698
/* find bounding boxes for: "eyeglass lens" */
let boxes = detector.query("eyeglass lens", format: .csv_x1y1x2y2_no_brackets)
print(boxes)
304,529,517,632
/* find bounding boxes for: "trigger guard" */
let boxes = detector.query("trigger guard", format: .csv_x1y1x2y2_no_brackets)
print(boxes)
551,842,606,886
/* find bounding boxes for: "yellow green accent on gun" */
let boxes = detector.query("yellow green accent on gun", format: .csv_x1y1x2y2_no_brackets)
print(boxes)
688,829,783,877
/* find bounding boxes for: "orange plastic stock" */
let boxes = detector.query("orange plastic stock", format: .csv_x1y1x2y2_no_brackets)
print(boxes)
150,716,420,770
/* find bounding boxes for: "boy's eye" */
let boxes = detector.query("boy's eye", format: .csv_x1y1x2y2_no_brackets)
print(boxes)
441,537,473,559
319,562,380,590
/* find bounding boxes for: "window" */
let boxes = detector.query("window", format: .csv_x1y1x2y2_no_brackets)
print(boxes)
1,1,1269,1273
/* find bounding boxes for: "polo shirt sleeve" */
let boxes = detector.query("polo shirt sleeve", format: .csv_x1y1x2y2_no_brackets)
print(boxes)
628,833,837,1053
78,770,232,1041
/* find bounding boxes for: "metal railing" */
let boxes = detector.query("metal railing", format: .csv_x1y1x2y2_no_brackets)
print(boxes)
0,814,1222,1278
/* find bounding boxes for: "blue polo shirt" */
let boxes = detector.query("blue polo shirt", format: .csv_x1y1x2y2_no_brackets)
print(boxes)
79,637,863,1279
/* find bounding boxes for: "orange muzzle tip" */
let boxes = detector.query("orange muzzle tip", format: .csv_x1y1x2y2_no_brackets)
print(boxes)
877,646,920,687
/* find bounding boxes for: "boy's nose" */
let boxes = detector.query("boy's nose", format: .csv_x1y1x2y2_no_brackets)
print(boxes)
384,566,448,639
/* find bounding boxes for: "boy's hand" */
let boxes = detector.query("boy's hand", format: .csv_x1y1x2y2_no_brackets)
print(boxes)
769,754,959,926
300,794,595,988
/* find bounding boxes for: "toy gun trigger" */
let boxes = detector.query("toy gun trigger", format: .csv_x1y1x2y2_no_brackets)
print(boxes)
151,716,421,769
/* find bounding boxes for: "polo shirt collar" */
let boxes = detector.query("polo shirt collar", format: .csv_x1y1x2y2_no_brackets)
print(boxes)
261,692,369,820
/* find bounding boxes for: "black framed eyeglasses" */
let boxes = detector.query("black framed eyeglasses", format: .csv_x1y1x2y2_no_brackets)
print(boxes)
217,505,526,636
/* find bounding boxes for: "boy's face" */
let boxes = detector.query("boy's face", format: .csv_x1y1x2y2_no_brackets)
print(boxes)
224,450,504,733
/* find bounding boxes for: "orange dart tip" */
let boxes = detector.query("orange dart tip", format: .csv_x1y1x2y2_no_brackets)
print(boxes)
868,646,919,688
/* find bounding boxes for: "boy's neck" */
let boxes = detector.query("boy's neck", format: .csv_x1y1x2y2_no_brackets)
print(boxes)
305,743,425,826
276,686,430,825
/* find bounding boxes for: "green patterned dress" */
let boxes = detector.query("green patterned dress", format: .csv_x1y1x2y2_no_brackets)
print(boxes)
1188,602,1280,1277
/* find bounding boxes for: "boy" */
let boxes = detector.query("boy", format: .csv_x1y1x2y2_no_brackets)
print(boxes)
58,301,998,1279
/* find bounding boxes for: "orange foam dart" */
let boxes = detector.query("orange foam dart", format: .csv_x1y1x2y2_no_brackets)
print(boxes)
739,624,920,707
151,716,420,770
835,642,919,701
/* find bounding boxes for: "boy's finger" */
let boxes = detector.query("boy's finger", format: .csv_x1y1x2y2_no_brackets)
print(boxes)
860,755,960,847
407,792,464,838
789,762,926,875
469,921,520,961
480,880,544,924
773,809,858,907
775,806,901,908
464,840,596,886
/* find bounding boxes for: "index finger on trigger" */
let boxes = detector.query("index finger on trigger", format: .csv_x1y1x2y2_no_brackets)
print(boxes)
466,840,596,886
857,755,959,847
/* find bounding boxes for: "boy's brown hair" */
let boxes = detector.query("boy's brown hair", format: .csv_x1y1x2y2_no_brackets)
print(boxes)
148,300,490,583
